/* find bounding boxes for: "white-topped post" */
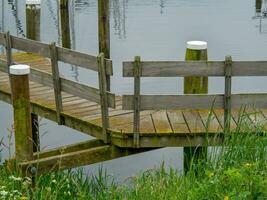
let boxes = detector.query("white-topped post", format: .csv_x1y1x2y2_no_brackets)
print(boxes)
183,41,208,173
10,65,33,176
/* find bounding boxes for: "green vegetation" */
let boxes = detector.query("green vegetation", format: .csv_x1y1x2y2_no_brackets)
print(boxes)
0,114,267,200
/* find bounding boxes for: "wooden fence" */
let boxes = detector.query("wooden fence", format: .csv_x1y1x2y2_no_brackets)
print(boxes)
0,32,115,143
123,56,267,147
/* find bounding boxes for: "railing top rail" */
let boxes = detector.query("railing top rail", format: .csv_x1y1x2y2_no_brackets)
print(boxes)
0,32,113,75
123,60,267,77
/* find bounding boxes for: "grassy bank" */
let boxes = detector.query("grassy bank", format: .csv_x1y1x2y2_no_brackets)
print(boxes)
0,121,267,199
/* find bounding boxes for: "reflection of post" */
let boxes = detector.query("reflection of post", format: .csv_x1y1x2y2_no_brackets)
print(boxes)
60,0,71,48
98,0,110,91
256,0,263,13
26,1,40,153
26,4,40,41
183,41,208,173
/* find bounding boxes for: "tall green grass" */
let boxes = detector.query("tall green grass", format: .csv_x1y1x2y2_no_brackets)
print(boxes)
0,110,266,200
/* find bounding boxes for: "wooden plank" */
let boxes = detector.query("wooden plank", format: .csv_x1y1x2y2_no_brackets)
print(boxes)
50,42,63,124
123,61,267,77
11,35,50,57
213,109,237,130
123,94,267,110
4,32,12,71
97,53,109,143
57,47,113,75
224,56,232,131
167,110,190,134
151,110,173,134
133,56,141,146
198,110,223,133
61,78,115,108
123,95,224,110
18,145,151,175
182,110,206,133
0,32,5,45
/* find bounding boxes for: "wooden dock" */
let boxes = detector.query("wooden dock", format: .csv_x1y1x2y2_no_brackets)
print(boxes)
1,32,267,175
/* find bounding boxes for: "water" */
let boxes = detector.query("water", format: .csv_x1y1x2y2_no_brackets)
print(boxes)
1,0,267,181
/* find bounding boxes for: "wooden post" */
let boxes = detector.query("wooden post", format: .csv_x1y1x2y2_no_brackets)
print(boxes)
97,53,109,143
50,42,64,125
26,3,41,152
4,31,12,71
224,56,232,132
98,0,111,91
60,0,71,48
10,65,33,174
26,4,40,41
133,56,141,148
183,41,208,173
256,0,262,13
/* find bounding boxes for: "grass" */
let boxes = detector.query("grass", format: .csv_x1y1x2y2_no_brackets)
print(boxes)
0,111,267,199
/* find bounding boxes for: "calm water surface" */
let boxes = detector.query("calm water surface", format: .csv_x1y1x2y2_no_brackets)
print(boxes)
0,0,267,181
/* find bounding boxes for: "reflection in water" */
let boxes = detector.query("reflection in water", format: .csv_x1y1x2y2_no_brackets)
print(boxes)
160,0,167,14
253,0,267,33
45,0,61,44
111,0,127,39
70,0,79,81
7,0,25,37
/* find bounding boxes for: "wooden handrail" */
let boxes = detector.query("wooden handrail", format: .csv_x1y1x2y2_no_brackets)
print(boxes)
123,60,267,77
0,32,113,75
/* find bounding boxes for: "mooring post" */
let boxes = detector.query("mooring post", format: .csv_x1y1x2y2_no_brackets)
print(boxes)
98,0,111,91
256,0,263,13
60,0,71,49
26,1,41,152
26,3,41,41
10,65,33,175
183,41,208,173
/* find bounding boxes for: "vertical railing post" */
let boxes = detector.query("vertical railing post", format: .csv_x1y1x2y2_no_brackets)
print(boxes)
224,56,232,132
60,0,71,49
98,0,111,91
50,42,64,125
10,64,33,175
98,53,109,143
4,31,12,72
133,56,141,148
183,41,208,173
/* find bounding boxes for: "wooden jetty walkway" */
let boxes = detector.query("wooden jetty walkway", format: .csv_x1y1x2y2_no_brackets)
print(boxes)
1,32,267,175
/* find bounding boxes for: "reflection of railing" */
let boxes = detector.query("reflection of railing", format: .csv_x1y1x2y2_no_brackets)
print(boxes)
0,32,114,143
123,57,267,147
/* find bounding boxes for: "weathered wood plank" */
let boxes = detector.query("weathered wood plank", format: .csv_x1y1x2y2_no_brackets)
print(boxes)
123,61,267,77
198,110,223,133
57,47,113,75
61,77,115,108
0,32,5,45
123,95,223,110
167,110,190,134
151,111,173,134
182,110,206,133
213,109,237,130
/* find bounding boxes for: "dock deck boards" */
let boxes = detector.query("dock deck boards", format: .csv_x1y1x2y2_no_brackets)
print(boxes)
1,53,266,148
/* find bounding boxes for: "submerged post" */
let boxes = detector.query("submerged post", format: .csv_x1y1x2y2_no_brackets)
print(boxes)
98,0,111,91
10,65,33,174
60,0,71,48
26,1,41,152
183,41,208,173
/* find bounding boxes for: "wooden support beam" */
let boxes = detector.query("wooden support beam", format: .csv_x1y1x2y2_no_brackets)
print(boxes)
98,53,109,143
31,113,40,152
10,64,33,176
18,144,153,175
133,56,141,148
224,56,232,132
50,42,64,124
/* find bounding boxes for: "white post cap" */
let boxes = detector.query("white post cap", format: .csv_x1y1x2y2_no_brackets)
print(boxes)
10,65,30,75
187,41,207,50
26,0,41,5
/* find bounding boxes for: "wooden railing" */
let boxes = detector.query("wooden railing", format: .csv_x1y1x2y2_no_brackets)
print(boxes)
123,56,267,147
0,32,115,143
